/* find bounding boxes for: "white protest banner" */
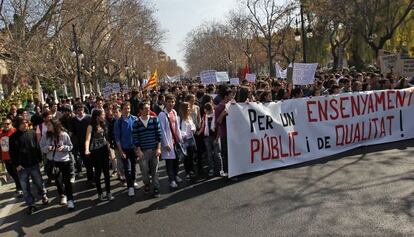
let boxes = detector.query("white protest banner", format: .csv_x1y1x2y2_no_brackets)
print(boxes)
102,86,112,99
292,63,318,85
216,71,230,82
230,78,240,85
396,58,414,77
379,54,398,74
246,73,256,83
200,70,218,85
227,88,414,177
112,83,121,93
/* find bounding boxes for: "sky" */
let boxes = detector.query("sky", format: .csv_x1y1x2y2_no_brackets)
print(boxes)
155,0,238,70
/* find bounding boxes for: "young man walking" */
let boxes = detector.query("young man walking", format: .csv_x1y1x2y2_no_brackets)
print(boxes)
114,102,139,197
132,101,162,197
158,95,183,189
10,117,49,215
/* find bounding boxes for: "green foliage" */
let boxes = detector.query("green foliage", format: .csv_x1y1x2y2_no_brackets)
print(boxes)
0,87,33,120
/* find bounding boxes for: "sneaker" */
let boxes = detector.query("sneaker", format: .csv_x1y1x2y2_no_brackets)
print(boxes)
153,188,160,198
144,185,150,194
111,170,117,177
99,193,107,201
70,176,75,184
175,176,183,183
128,187,135,197
41,195,49,205
169,181,178,188
16,190,23,198
60,195,67,205
67,200,75,210
27,205,38,215
208,169,214,177
134,182,140,190
219,171,228,177
107,193,115,201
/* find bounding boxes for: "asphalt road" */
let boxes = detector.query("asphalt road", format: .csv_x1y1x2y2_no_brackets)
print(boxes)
1,139,414,237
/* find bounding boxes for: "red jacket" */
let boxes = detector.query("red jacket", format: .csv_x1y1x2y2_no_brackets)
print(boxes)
0,128,16,161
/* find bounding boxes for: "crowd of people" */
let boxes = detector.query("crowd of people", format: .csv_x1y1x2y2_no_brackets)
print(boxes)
0,69,412,215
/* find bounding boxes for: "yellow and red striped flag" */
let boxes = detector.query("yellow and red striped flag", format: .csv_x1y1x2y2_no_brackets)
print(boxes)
144,69,158,90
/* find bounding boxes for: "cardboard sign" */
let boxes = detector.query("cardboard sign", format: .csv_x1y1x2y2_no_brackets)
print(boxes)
216,71,230,82
200,70,218,85
292,63,318,85
230,78,240,85
246,73,256,83
396,58,414,77
379,54,398,74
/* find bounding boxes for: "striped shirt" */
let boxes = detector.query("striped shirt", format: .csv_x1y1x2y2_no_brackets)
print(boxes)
132,116,161,150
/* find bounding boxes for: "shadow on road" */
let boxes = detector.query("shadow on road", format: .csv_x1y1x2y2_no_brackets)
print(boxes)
0,139,413,236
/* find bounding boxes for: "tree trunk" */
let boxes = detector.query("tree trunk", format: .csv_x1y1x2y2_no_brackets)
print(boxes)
268,40,274,77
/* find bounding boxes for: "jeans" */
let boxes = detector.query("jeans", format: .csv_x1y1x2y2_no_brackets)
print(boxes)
121,148,136,188
165,159,179,182
18,164,47,206
220,137,228,173
114,148,124,176
53,161,74,200
4,160,22,191
91,147,111,195
75,146,94,181
194,134,205,172
138,149,160,189
204,136,223,173
184,145,195,174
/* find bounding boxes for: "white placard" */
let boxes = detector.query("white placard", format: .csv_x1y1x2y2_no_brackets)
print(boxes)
246,73,256,83
292,63,318,85
112,83,121,93
122,85,129,93
200,70,218,85
216,71,230,82
227,88,414,177
275,63,286,79
230,78,240,85
102,86,112,99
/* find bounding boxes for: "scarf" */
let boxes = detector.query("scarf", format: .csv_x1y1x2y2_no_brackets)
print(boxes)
203,112,215,136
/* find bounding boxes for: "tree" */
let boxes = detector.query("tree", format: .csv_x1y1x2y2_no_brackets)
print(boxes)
246,0,294,76
353,0,414,57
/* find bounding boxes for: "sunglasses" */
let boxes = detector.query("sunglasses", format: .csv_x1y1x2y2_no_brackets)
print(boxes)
3,123,10,125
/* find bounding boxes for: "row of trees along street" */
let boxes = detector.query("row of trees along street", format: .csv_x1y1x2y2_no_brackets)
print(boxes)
184,0,414,77
0,0,183,99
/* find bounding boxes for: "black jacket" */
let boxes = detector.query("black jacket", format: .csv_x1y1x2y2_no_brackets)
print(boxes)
10,129,42,168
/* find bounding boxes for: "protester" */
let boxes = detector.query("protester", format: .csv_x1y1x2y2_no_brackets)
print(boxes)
215,88,233,176
158,94,183,189
132,100,162,197
179,102,197,178
72,103,93,184
0,118,23,197
40,119,75,209
10,116,49,215
85,109,114,201
114,102,139,197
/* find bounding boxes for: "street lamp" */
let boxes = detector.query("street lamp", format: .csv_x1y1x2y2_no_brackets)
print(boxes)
71,24,85,102
294,5,313,63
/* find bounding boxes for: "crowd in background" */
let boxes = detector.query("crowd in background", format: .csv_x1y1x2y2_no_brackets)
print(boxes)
0,69,412,215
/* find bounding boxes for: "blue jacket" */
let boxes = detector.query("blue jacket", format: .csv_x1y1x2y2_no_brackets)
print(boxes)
114,114,137,150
